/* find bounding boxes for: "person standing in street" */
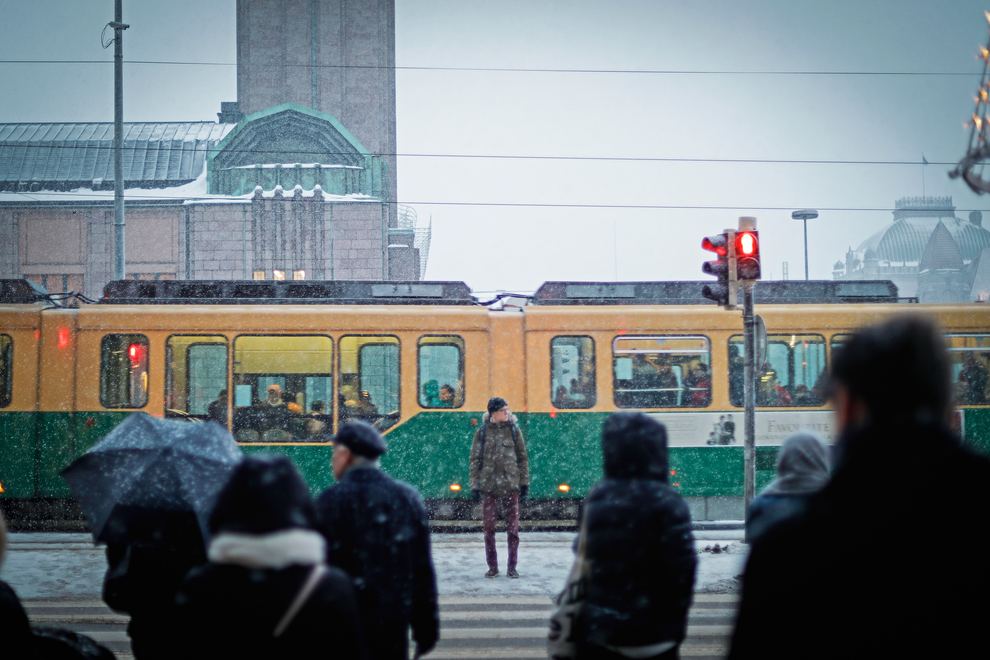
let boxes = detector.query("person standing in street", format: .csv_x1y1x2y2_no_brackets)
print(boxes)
314,421,439,660
730,315,990,659
570,412,697,659
470,397,530,578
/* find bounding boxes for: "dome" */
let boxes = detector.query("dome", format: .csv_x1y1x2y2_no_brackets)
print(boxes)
856,197,990,264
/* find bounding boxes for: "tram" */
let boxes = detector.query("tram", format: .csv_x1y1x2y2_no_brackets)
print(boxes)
1,278,988,521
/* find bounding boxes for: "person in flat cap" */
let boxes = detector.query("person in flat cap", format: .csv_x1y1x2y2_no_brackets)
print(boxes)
314,421,439,660
469,396,530,578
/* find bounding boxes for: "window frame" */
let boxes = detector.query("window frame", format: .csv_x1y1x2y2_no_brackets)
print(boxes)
612,334,711,409
946,333,990,406
100,333,150,409
728,332,828,408
417,334,466,409
339,334,402,426
550,335,597,409
164,334,229,420
0,334,12,408
230,333,335,443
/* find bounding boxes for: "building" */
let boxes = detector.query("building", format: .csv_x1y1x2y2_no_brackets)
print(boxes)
0,0,424,298
832,196,990,303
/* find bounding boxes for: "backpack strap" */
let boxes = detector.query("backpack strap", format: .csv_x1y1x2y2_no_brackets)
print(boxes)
273,564,326,638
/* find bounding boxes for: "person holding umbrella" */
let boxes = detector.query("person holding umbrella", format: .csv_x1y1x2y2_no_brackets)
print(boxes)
61,414,242,660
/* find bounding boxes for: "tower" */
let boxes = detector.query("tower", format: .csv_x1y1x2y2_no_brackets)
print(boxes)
236,0,397,226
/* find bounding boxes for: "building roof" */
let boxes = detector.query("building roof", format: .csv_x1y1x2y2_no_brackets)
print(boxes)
0,121,234,191
919,221,964,271
856,197,990,264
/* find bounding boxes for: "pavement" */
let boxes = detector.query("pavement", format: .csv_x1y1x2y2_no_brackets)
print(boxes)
1,529,747,599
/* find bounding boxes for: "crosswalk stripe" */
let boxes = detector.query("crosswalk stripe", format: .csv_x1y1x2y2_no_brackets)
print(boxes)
439,595,553,606
431,625,732,640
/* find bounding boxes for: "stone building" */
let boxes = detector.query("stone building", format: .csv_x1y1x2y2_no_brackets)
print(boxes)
0,0,423,298
833,196,990,303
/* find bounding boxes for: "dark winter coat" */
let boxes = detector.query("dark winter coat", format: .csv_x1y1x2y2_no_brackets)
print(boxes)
315,465,440,660
575,417,697,657
469,413,530,495
745,432,829,544
730,420,990,659
1,580,34,659
101,507,206,660
175,454,366,659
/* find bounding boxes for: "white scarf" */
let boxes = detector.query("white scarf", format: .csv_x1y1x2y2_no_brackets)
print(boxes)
208,529,326,569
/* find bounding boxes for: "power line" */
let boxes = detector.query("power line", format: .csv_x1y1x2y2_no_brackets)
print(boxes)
0,141,959,166
3,188,988,213
0,58,982,77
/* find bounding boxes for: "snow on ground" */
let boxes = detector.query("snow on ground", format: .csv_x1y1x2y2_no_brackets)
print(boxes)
1,531,747,600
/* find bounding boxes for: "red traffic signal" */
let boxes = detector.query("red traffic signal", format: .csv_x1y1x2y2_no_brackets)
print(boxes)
127,342,146,366
701,232,736,306
735,230,761,280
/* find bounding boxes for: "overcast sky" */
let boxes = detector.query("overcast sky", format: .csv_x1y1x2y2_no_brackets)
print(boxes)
2,1,989,292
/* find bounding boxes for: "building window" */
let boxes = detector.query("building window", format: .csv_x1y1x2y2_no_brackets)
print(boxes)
252,271,266,281
418,336,465,408
272,270,286,281
340,335,400,431
551,336,596,409
0,335,11,408
729,334,826,407
292,270,306,281
947,334,990,405
232,335,333,442
613,336,710,408
101,334,149,408
165,336,228,422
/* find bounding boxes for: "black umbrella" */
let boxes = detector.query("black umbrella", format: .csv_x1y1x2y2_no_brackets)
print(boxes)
61,413,242,543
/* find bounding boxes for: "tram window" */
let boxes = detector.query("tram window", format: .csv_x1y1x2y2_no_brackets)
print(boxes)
613,336,710,408
419,336,465,408
100,334,149,408
232,335,332,442
0,335,11,408
551,336,596,409
729,334,826,407
165,336,228,422
340,335,400,431
947,335,990,405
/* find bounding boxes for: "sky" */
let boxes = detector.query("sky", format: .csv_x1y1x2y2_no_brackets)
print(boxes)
2,0,990,292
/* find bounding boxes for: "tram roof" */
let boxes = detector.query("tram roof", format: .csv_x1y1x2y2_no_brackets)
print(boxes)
531,280,908,305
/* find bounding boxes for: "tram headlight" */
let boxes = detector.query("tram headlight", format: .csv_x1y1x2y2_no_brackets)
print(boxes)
449,483,462,493
557,483,571,493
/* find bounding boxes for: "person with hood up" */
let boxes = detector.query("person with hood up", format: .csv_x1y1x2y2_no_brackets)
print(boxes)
469,396,530,578
729,315,990,659
744,432,829,544
314,421,439,660
570,412,697,659
175,455,365,659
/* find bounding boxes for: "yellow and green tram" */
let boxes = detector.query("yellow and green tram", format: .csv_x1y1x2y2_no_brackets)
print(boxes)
1,278,989,522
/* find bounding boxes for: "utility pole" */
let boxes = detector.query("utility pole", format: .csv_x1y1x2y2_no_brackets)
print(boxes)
742,279,756,507
110,1,129,280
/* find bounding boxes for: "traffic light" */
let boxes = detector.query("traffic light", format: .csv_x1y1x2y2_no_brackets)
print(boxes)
701,230,737,307
735,230,761,281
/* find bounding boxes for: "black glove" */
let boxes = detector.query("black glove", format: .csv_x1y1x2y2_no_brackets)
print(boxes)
519,485,529,499
471,489,481,502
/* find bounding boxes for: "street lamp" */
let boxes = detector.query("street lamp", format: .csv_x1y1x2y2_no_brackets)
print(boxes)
791,209,819,280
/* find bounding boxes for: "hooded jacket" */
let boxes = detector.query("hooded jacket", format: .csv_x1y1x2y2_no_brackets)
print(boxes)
176,455,365,659
469,412,530,495
730,420,990,659
575,413,697,656
745,432,829,544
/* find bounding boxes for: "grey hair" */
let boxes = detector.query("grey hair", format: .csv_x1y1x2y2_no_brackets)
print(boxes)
350,454,381,470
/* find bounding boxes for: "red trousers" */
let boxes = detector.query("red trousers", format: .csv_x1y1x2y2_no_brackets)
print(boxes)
483,491,520,571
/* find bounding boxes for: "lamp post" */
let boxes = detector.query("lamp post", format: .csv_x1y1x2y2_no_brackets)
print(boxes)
791,209,819,280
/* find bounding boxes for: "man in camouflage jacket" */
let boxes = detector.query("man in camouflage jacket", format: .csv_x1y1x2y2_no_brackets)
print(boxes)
469,397,530,578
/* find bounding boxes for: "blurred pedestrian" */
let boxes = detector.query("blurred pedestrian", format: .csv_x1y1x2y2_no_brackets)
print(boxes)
570,413,696,659
101,507,205,660
315,421,439,660
744,432,829,544
176,455,365,658
470,396,530,578
0,510,34,659
730,315,990,659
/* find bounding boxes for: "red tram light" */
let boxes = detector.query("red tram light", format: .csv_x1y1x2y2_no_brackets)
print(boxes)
128,343,145,366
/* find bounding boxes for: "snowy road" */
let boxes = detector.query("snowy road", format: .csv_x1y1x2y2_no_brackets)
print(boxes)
2,531,747,599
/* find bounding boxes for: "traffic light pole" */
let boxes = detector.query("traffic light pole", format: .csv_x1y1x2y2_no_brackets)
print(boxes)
742,281,756,509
